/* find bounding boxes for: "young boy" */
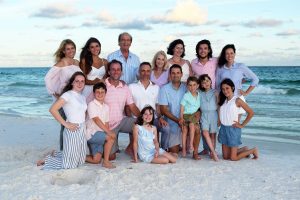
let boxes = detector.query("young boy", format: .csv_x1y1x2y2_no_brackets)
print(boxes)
180,76,201,157
85,82,116,168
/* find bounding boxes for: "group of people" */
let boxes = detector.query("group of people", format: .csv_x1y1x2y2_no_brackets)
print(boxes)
38,32,259,170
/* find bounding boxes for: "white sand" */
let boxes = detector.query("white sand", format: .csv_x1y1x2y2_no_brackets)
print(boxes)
0,115,299,200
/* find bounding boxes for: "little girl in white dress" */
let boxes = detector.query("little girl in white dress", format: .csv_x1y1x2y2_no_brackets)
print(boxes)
132,106,177,164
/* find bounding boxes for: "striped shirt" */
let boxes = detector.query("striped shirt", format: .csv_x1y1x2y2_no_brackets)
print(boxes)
107,49,140,84
104,78,134,129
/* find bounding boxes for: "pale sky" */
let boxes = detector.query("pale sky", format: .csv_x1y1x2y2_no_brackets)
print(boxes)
0,0,299,67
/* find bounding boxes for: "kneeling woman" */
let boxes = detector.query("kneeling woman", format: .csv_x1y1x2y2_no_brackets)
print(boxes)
37,72,87,169
132,106,177,164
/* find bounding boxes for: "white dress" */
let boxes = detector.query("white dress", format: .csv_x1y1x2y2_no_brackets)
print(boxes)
137,125,165,163
82,65,106,102
168,61,190,82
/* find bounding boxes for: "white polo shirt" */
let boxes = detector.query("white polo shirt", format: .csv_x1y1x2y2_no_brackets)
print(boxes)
85,99,109,140
129,80,159,111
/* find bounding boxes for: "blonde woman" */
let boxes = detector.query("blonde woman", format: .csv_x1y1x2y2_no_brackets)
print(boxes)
150,50,169,87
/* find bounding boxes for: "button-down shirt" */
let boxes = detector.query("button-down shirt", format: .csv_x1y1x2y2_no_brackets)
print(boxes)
129,80,159,112
104,78,134,129
191,57,217,89
107,49,140,84
180,91,201,114
216,62,259,96
158,82,186,126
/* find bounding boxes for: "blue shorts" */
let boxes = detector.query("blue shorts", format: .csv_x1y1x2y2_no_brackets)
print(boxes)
87,131,106,155
218,125,242,147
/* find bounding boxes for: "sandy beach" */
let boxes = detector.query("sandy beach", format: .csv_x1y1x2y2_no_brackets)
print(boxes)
0,115,299,200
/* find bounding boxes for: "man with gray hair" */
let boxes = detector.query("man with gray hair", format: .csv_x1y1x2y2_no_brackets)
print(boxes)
107,32,140,84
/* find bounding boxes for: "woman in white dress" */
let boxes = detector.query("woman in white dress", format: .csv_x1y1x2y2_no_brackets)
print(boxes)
44,39,82,150
79,37,108,102
167,39,192,82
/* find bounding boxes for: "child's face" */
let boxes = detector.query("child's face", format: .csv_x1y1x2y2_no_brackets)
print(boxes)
221,83,234,98
142,109,153,123
94,88,106,102
201,77,212,90
187,81,199,93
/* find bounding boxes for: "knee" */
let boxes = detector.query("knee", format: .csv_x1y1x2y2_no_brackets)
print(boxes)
94,157,102,164
162,158,170,164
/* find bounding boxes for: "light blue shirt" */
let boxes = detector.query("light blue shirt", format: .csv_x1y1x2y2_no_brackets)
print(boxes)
158,82,186,126
107,49,140,84
180,91,201,114
216,62,259,96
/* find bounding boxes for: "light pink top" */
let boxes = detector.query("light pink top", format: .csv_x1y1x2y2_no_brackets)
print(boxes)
104,78,134,129
191,57,217,89
86,99,109,140
45,65,82,97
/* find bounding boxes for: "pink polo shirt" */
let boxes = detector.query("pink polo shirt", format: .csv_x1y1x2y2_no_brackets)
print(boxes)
104,78,134,129
191,57,217,89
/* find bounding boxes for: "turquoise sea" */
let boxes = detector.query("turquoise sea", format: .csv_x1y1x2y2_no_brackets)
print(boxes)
0,67,299,144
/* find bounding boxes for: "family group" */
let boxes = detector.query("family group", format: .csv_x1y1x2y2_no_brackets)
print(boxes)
37,32,259,170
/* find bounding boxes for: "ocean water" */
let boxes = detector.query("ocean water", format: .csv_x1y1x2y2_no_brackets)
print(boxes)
0,67,299,144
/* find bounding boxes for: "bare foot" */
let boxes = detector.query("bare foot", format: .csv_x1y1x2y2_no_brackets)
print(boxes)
181,150,186,158
198,149,208,155
193,154,201,160
36,159,45,166
211,151,219,162
252,148,259,160
171,152,178,158
102,160,116,169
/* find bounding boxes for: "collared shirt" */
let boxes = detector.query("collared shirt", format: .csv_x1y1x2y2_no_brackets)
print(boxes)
129,80,160,111
216,62,259,96
104,78,134,129
191,57,217,89
86,99,109,140
158,82,186,125
180,91,201,114
107,49,140,84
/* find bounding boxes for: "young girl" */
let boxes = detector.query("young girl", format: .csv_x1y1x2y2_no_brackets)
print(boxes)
37,72,87,169
199,74,219,161
132,106,177,164
180,76,200,157
218,78,258,161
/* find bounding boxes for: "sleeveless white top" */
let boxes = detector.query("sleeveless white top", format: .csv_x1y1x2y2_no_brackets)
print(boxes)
168,61,190,82
219,96,240,126
82,65,106,101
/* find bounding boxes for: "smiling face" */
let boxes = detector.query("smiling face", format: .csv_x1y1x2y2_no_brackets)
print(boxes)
142,109,154,124
72,75,85,92
139,64,151,81
187,80,199,94
225,48,235,65
108,62,122,81
198,44,210,59
221,83,234,98
94,88,106,102
155,54,166,69
169,67,182,84
88,42,101,56
63,44,76,59
201,77,212,91
119,34,132,51
173,44,184,57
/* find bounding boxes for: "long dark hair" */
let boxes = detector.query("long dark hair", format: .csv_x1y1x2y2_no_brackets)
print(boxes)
135,105,155,126
217,44,236,67
218,78,235,106
79,37,101,75
60,71,86,96
195,39,212,59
